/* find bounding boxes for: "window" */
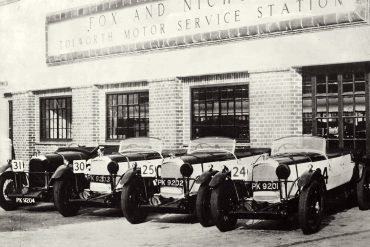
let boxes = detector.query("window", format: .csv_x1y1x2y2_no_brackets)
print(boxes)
191,85,249,142
8,100,13,141
40,97,72,140
302,65,368,152
106,92,149,140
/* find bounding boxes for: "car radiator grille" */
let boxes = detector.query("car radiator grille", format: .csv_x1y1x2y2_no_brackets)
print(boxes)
161,162,182,179
252,163,280,203
252,164,278,181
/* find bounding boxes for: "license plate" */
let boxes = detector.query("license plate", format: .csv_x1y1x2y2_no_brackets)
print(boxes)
155,178,184,187
15,197,36,204
87,175,111,184
11,160,25,172
252,181,280,191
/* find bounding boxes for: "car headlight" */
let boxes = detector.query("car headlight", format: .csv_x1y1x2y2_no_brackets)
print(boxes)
276,164,291,180
180,163,193,177
107,161,119,174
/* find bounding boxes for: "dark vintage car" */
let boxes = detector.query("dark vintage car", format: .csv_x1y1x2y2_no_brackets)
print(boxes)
0,145,101,211
53,137,164,217
203,136,370,234
120,137,270,225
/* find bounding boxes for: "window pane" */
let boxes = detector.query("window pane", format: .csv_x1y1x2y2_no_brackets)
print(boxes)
40,97,72,140
106,92,149,140
191,85,249,141
343,118,354,139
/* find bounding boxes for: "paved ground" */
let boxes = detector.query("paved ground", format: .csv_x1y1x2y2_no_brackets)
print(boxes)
1,202,370,247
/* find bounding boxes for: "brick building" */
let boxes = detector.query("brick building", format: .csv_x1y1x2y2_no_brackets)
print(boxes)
1,0,370,161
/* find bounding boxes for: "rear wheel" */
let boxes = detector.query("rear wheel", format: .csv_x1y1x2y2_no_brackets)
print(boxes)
357,166,370,210
299,180,325,234
121,178,148,224
210,181,237,232
0,173,17,211
196,184,213,227
53,179,80,217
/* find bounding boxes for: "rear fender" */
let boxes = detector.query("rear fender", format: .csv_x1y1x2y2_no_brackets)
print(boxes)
196,170,218,186
297,168,325,190
120,168,140,186
49,165,73,185
209,171,230,189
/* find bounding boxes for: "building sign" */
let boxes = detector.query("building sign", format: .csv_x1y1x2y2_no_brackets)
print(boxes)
46,0,368,65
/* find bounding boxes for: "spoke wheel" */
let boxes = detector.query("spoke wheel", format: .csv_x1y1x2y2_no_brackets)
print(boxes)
0,173,17,211
196,184,213,227
210,181,237,232
53,179,80,217
357,167,370,210
299,180,325,234
121,178,148,224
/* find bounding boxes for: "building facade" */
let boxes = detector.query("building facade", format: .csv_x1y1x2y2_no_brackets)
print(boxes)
1,0,370,161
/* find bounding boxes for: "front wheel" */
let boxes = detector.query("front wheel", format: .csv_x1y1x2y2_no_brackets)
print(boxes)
0,173,17,211
53,179,80,217
299,180,325,234
357,166,370,210
121,178,148,224
196,184,213,227
210,181,237,232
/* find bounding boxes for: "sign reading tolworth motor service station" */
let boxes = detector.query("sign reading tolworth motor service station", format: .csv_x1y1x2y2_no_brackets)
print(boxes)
46,0,368,64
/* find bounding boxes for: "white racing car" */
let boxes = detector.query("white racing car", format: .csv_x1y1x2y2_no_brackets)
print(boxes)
52,137,163,217
120,137,270,225
204,136,369,234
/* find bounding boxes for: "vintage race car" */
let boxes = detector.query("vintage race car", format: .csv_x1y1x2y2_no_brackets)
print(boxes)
205,136,370,234
0,145,100,211
53,137,164,217
120,137,270,225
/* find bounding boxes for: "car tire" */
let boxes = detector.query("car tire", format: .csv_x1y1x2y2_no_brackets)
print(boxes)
357,166,370,210
0,173,17,211
299,180,325,234
53,179,80,217
196,184,213,227
210,181,237,232
121,178,147,224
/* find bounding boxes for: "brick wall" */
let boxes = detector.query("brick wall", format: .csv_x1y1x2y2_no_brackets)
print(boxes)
72,86,100,145
249,68,303,147
10,92,36,161
149,78,183,149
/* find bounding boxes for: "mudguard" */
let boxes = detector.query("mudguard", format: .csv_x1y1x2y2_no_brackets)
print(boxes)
297,168,325,190
120,168,140,186
209,171,230,188
49,165,73,185
196,170,218,185
0,164,11,174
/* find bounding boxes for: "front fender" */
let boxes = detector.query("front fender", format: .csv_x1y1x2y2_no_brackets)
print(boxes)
196,170,218,186
120,168,140,186
209,171,230,188
0,164,11,174
49,165,73,185
297,168,325,190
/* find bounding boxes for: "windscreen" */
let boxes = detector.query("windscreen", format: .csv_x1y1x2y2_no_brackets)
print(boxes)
119,137,163,154
271,136,326,155
187,137,236,154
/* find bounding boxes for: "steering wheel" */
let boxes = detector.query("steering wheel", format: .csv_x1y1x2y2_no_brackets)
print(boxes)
277,143,298,153
67,143,79,147
195,143,213,149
